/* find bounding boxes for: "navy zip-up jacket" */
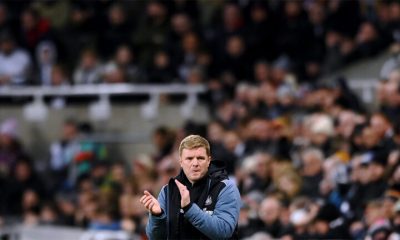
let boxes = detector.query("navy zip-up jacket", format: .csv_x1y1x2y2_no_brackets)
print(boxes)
146,178,240,240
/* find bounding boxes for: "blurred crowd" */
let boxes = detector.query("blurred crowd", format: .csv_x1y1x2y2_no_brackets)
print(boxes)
2,0,400,240
0,0,398,86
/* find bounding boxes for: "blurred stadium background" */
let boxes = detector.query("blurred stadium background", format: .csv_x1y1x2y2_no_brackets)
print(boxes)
1,0,400,239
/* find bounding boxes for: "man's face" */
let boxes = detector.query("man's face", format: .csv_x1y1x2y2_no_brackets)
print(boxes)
179,147,211,184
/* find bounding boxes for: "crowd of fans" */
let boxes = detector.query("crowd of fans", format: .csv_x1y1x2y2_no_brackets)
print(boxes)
0,0,398,86
2,0,400,240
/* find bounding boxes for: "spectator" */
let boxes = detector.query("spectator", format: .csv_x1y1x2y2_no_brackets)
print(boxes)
245,2,277,62
299,148,324,198
5,157,46,216
35,41,57,86
103,45,145,83
73,48,104,85
152,126,175,163
0,31,32,85
133,1,169,67
0,3,16,36
97,3,132,59
253,61,271,84
18,8,52,56
48,119,107,191
147,50,176,83
218,35,250,82
176,32,203,82
0,118,24,178
60,3,97,68
166,13,195,56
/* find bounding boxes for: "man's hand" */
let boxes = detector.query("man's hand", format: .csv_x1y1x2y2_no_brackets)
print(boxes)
140,190,162,215
175,179,190,208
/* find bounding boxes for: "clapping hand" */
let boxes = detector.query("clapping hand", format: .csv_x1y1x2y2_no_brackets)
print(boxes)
140,190,162,215
175,179,191,208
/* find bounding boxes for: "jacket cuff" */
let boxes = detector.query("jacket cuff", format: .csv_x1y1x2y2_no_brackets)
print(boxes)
182,202,193,212
150,209,165,218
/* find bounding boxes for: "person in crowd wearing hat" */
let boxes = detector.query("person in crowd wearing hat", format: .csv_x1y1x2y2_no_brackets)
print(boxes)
140,135,241,239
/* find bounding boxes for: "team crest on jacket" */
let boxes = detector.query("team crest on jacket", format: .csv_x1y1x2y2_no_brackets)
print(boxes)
205,195,212,206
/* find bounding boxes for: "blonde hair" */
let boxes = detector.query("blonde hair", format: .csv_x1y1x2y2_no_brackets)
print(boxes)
179,135,210,157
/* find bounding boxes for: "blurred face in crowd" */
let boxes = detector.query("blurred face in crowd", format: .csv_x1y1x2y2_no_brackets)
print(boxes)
388,70,400,84
356,22,378,44
223,131,240,153
393,212,400,230
337,110,357,139
254,62,270,83
285,1,301,18
226,36,245,57
249,118,270,141
111,163,126,183
179,147,211,184
392,165,400,183
40,204,58,223
223,4,241,29
15,161,31,182
187,67,204,84
22,190,39,210
0,132,13,147
365,202,384,226
308,2,325,25
106,67,126,83
171,13,191,35
255,153,271,180
251,5,267,23
277,173,301,198
368,163,385,182
51,66,67,86
38,44,55,65
216,101,235,125
0,4,7,25
370,114,391,139
182,33,199,53
71,8,88,24
81,50,97,69
259,197,282,225
389,2,400,21
109,4,125,25
0,39,14,54
314,220,330,236
381,81,400,106
325,31,342,48
147,2,167,19
382,197,396,218
260,82,276,106
301,151,323,177
116,46,133,65
21,10,37,30
359,163,371,184
362,127,379,149
207,121,225,143
62,122,77,140
154,51,169,68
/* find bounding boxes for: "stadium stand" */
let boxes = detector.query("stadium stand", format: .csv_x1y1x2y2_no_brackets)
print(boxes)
2,0,400,239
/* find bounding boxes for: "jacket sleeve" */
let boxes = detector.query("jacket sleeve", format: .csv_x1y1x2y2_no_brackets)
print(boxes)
183,179,241,240
145,185,167,240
